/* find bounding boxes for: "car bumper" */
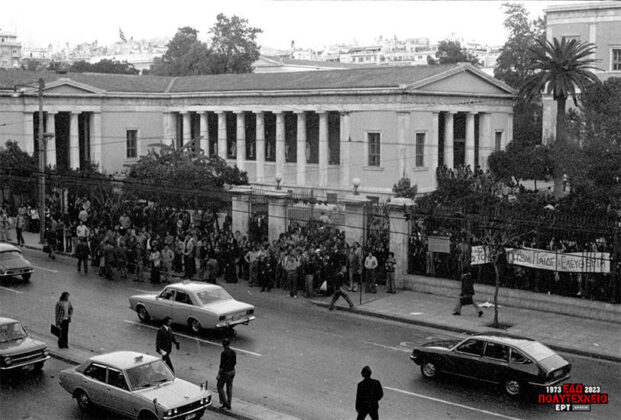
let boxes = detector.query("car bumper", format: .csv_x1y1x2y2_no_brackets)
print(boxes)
0,355,49,370
529,374,572,390
163,401,212,420
216,315,255,329
0,268,33,277
410,354,422,365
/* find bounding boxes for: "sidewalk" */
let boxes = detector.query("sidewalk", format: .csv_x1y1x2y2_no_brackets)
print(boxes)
13,230,621,363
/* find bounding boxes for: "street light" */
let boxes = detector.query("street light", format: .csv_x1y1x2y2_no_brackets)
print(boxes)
275,173,283,190
352,177,361,195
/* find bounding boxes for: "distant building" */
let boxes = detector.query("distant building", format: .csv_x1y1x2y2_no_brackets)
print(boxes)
542,1,621,144
0,30,22,69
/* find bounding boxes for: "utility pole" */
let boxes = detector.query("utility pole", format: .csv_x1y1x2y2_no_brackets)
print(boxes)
37,78,46,245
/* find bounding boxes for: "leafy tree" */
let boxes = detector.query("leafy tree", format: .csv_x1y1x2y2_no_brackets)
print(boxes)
124,142,248,210
150,27,208,76
494,3,545,89
578,77,621,147
392,177,417,199
69,59,139,74
488,142,553,188
435,39,480,66
208,13,262,74
0,141,38,198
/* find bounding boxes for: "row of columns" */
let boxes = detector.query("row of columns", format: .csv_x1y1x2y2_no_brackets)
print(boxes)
23,111,103,171
439,111,498,171
165,110,334,186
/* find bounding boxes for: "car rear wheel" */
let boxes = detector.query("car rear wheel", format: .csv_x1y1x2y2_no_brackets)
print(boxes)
421,361,439,379
22,273,31,282
75,390,92,411
189,318,201,334
504,379,522,397
137,305,150,322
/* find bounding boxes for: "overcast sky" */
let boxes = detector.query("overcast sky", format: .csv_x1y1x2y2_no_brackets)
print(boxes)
2,0,568,50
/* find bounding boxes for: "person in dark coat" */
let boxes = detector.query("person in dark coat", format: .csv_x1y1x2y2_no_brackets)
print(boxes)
329,264,354,310
356,365,383,420
156,316,179,373
54,291,73,349
75,237,91,275
217,338,237,410
453,271,483,317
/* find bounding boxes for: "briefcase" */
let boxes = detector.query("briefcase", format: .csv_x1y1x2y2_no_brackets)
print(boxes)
50,324,61,337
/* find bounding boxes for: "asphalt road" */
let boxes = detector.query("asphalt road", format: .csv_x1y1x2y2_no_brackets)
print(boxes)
1,249,619,420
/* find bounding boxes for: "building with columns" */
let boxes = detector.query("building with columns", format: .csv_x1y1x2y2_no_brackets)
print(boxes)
0,64,513,199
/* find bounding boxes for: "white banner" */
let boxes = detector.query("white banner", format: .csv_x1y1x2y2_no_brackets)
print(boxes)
506,247,610,273
471,246,610,273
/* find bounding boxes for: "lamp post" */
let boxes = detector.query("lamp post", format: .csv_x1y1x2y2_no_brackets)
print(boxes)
37,79,46,245
352,177,361,195
275,173,283,190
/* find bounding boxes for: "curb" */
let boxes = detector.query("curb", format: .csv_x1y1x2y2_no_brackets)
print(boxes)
311,301,621,364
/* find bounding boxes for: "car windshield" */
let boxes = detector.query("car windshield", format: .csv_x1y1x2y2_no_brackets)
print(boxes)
0,251,21,262
196,288,233,305
520,341,556,361
0,322,28,343
125,360,174,390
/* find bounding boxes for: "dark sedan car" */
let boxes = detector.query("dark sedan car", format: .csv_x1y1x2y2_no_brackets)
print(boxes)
410,333,571,396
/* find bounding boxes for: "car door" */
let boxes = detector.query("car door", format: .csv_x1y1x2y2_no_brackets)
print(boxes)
448,339,486,378
149,288,175,320
81,363,109,407
508,347,539,383
103,367,135,418
481,342,510,383
171,290,194,325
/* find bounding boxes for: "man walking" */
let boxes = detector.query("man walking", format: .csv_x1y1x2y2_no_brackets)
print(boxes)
75,237,91,275
453,271,483,317
329,264,354,310
156,316,179,373
217,338,237,410
355,365,383,420
282,248,300,298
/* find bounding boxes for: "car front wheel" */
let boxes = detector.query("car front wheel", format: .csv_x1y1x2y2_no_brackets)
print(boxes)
504,379,522,397
33,361,45,371
22,273,31,282
137,306,150,322
421,361,439,379
75,390,92,411
189,318,201,334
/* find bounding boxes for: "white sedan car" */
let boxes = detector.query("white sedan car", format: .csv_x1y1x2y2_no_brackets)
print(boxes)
129,281,255,333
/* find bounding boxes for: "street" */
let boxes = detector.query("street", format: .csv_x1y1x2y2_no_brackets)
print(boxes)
1,248,619,420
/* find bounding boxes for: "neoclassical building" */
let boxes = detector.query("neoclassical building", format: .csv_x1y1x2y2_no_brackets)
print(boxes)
0,64,514,199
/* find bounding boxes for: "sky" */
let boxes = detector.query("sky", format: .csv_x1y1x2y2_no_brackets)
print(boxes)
1,0,568,51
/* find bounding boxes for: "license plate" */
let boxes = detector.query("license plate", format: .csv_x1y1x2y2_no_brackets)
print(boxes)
184,413,196,420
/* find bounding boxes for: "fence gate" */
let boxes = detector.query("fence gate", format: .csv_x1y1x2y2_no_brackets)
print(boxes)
249,192,268,243
365,203,390,283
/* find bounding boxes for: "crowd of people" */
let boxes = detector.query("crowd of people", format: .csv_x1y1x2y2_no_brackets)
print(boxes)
6,196,395,299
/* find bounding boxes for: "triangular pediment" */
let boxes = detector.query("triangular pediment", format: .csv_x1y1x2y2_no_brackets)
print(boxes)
23,78,105,95
405,64,515,96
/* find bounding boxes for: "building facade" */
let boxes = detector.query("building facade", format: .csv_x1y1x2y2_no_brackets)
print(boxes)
0,64,513,199
542,1,621,143
0,30,22,69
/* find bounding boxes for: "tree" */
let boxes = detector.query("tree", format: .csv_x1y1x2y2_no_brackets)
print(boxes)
150,27,209,76
521,38,600,145
488,142,553,189
124,142,248,210
208,13,262,74
392,177,417,199
494,3,545,90
435,39,480,66
69,59,139,74
0,141,38,199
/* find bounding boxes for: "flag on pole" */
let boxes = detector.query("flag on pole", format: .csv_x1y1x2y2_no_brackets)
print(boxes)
119,27,127,43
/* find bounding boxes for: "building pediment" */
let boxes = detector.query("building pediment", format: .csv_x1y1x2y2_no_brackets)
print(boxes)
404,64,515,97
22,78,105,96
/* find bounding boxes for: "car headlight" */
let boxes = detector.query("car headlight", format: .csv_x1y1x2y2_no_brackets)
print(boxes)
219,315,226,321
4,357,12,366
43,349,49,356
246,309,254,315
166,408,178,416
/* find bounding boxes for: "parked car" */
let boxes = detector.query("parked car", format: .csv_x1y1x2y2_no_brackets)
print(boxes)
129,281,255,333
410,333,571,396
0,317,49,372
59,351,211,420
0,243,34,282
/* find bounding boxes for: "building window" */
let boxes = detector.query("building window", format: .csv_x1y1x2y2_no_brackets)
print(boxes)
613,49,621,71
415,132,426,167
126,130,138,158
367,132,381,166
495,131,503,151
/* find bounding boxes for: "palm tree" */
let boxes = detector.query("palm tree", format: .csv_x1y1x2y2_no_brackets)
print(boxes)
521,37,600,144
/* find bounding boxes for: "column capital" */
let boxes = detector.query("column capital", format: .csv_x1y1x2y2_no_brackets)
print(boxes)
233,110,246,115
293,110,306,115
